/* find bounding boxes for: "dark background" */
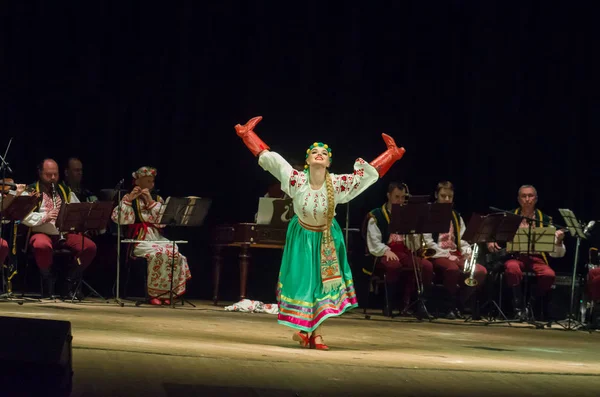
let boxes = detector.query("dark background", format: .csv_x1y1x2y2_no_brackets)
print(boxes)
1,2,598,300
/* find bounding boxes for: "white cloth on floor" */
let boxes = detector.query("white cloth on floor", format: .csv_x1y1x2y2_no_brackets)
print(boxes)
224,299,279,314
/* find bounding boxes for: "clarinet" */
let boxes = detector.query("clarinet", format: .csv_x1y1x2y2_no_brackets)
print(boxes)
51,183,67,243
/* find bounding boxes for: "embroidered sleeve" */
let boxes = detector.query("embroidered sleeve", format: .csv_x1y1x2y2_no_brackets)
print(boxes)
331,158,378,204
22,211,44,227
111,199,134,225
22,194,50,227
258,151,305,199
150,196,166,229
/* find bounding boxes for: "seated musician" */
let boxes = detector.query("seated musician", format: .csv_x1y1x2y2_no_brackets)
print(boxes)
111,166,191,305
487,185,565,320
423,181,487,319
64,157,98,202
365,182,434,317
0,182,31,266
586,246,600,328
22,159,97,300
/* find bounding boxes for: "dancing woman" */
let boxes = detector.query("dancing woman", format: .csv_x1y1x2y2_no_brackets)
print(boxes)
235,116,405,350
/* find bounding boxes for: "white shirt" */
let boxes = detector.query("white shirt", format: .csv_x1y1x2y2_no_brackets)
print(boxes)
22,190,80,235
258,151,378,227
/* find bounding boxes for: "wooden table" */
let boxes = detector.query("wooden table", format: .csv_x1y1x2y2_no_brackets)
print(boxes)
212,241,284,305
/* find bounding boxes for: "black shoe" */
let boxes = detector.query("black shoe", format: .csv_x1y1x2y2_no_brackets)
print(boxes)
514,308,526,321
41,274,57,299
445,308,463,320
382,306,394,318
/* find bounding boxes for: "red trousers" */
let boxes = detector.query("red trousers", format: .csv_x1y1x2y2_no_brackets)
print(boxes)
587,268,600,302
504,255,555,296
377,243,434,303
29,233,97,272
431,256,487,299
0,238,8,265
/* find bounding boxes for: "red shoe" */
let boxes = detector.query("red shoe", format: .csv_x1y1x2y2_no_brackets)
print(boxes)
309,335,330,351
163,299,171,305
149,298,161,306
292,331,310,348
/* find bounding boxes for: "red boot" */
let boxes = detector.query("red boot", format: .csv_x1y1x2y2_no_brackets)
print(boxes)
235,116,270,157
309,335,330,351
149,298,161,306
369,133,406,178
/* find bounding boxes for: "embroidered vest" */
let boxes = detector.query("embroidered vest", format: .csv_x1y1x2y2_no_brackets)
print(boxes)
27,181,71,212
368,205,391,245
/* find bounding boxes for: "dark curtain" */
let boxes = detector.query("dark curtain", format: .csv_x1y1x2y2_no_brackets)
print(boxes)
1,2,598,298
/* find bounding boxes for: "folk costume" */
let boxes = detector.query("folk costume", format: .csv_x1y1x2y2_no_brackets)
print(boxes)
503,208,565,318
365,204,434,314
22,181,97,298
423,210,487,317
235,116,405,339
111,167,191,302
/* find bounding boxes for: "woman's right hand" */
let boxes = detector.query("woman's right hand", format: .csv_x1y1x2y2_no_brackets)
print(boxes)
487,242,501,252
127,186,142,201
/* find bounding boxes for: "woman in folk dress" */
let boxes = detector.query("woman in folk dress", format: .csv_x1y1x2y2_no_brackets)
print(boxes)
235,116,405,350
111,166,191,305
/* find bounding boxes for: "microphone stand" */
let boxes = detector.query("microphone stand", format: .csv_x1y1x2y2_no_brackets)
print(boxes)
489,206,566,329
0,138,24,304
113,179,125,307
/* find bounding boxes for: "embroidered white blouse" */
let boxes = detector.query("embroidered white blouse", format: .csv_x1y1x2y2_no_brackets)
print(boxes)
258,151,378,227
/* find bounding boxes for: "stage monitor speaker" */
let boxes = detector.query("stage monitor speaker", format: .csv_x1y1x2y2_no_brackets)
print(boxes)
548,273,585,320
0,316,73,397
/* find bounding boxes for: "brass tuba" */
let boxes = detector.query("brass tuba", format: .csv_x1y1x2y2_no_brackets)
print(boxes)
464,243,479,286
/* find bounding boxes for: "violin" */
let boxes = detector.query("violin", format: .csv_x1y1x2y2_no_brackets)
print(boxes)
0,178,36,195
0,178,18,194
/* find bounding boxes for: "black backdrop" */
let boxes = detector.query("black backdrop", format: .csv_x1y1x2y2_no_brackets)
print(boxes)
1,2,599,299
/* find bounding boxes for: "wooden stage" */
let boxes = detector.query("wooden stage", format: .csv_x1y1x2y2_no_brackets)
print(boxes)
0,299,599,397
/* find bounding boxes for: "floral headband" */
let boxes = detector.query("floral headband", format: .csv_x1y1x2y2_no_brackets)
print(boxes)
132,166,157,179
305,142,332,169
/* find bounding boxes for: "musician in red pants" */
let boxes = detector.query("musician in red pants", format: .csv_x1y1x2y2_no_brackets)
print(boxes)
586,248,600,328
424,181,487,319
488,185,565,320
365,182,434,317
23,159,97,300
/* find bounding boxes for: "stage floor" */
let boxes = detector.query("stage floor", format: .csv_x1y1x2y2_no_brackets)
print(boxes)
0,299,598,397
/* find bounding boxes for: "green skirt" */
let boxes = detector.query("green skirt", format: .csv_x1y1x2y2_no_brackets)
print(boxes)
277,216,358,332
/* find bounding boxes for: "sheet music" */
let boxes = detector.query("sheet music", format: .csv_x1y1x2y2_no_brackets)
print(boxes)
559,208,585,239
506,226,556,254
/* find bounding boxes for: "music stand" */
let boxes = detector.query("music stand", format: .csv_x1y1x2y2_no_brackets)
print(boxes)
507,224,557,328
461,213,522,325
56,202,114,303
0,195,39,304
154,196,211,308
553,209,586,331
390,202,452,320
